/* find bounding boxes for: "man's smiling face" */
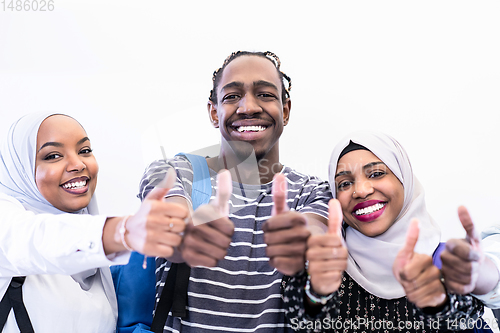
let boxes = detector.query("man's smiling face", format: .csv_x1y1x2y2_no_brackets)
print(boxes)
208,55,290,161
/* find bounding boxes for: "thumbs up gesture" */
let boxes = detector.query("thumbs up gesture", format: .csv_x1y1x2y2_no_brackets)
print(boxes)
306,199,348,296
393,219,447,309
262,174,311,276
180,170,235,267
440,206,486,294
122,168,189,257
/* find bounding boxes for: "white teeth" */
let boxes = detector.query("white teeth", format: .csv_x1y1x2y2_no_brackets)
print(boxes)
355,203,386,216
62,180,87,189
236,125,266,132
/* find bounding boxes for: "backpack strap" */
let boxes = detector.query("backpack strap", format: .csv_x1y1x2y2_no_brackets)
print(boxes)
432,242,446,269
151,154,212,332
179,153,212,209
0,277,35,333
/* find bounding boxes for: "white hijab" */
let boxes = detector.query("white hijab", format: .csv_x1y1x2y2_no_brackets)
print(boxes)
0,112,101,288
328,131,440,299
0,112,98,215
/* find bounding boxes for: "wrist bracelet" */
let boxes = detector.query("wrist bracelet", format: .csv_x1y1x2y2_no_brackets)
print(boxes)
119,215,134,252
304,274,335,305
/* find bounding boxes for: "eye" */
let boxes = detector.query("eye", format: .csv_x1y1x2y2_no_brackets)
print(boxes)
80,147,93,155
258,92,277,99
44,153,62,161
337,180,353,191
222,94,240,102
368,170,386,179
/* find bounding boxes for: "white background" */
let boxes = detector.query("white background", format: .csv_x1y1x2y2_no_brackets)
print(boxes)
1,0,499,320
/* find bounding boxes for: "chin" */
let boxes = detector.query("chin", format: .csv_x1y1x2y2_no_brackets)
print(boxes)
59,199,91,213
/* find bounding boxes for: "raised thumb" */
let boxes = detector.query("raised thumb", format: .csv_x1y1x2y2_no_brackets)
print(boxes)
213,169,232,216
145,168,176,201
401,218,420,260
458,205,480,249
272,173,288,216
328,199,343,236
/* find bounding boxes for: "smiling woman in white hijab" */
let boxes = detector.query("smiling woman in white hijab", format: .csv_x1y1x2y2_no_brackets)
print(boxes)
0,112,188,333
283,131,490,333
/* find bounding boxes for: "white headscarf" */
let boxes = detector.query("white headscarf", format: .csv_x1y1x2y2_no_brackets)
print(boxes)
0,112,98,215
328,131,440,299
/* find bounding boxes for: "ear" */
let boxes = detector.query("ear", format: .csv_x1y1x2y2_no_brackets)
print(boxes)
282,98,291,126
207,101,219,128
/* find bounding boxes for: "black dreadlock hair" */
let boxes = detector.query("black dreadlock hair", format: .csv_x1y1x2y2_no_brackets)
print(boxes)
208,51,292,104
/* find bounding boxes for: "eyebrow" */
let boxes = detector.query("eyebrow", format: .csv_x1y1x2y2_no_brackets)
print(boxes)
334,161,386,178
253,80,278,91
220,81,244,92
220,80,279,92
38,137,90,152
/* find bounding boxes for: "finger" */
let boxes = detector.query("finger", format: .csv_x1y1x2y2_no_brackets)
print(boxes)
401,253,433,282
157,217,186,234
307,246,349,261
145,168,177,201
214,169,232,216
266,242,307,258
268,257,304,276
444,239,481,261
458,206,480,248
402,219,420,258
262,212,307,232
187,222,233,249
328,199,343,236
154,201,189,219
272,173,289,216
263,225,310,245
307,234,343,248
403,257,439,288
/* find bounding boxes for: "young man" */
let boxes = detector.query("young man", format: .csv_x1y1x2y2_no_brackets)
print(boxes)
138,51,332,332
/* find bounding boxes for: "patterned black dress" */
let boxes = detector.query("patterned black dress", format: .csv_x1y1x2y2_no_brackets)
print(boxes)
284,271,489,333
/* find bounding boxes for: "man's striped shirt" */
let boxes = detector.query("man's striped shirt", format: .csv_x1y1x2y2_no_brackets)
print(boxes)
138,156,332,332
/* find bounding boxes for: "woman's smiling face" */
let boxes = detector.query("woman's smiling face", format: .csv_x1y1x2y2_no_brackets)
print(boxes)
334,149,404,237
35,115,98,212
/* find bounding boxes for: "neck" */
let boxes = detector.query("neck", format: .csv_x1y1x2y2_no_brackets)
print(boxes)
207,141,282,185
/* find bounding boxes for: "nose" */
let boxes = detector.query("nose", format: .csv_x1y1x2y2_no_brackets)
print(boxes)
353,180,374,198
236,94,262,116
66,154,86,173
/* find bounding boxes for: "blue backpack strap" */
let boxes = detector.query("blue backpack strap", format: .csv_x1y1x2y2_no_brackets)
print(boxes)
175,153,212,209
432,242,446,269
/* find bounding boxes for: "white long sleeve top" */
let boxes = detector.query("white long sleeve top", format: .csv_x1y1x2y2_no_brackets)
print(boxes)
0,193,130,333
473,224,500,309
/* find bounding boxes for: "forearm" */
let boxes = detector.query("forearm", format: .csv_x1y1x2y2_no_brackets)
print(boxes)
0,204,123,276
102,216,127,255
472,256,500,295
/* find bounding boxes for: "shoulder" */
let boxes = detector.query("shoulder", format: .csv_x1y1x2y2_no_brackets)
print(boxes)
283,166,327,186
282,166,331,196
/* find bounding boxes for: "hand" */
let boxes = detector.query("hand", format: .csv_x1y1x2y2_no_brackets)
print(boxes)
307,199,347,296
123,168,189,257
263,174,311,276
180,170,235,267
393,219,447,309
440,206,484,294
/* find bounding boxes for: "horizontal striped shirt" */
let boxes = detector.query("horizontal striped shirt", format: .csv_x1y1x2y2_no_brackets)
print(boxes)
138,156,332,333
